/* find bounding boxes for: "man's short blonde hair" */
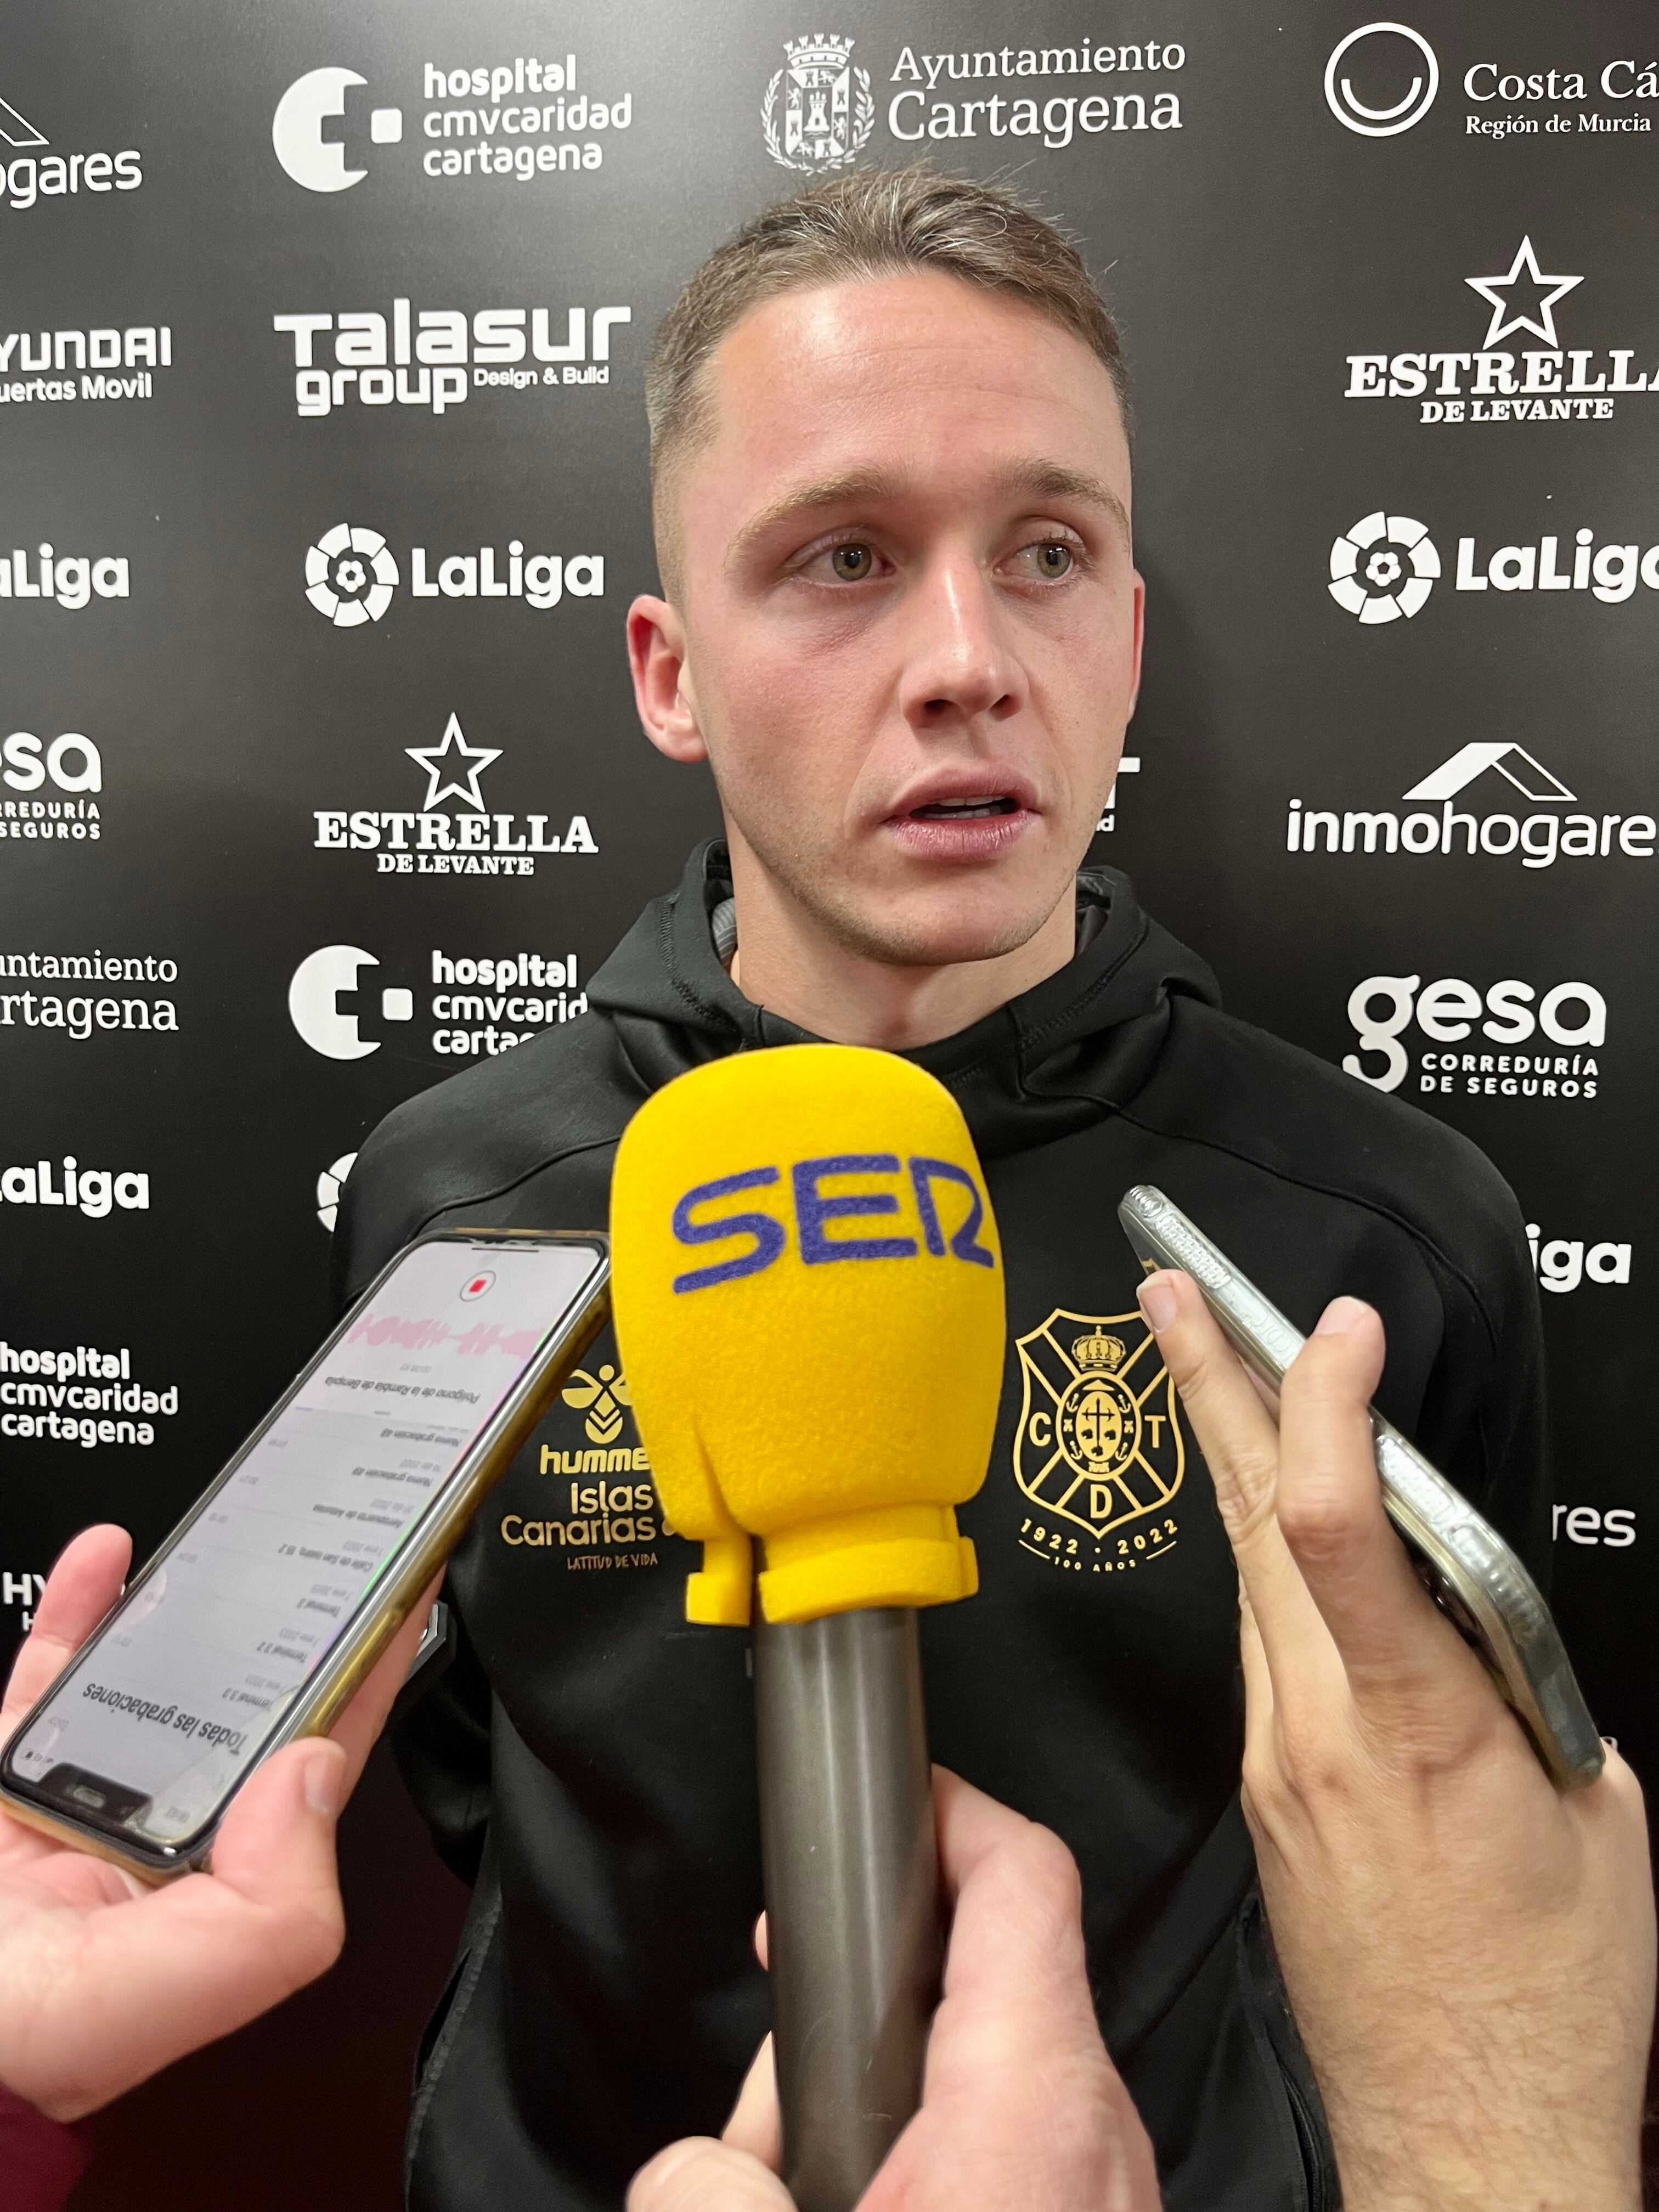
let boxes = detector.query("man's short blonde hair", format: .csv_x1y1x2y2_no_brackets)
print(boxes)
645,167,1129,597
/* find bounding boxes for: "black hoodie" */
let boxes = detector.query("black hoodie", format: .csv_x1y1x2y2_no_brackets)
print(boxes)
336,844,1547,2212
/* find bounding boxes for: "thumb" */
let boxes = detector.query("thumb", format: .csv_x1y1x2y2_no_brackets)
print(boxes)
207,1739,348,1984
627,2138,793,2212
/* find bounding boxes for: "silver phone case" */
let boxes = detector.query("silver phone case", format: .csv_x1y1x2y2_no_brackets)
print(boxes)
1119,1184,1602,1792
0,1227,611,1880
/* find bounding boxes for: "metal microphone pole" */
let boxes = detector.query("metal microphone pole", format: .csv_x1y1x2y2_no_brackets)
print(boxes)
753,1602,942,2212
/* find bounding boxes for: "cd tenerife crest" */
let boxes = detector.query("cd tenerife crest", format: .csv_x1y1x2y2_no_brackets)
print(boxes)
1013,1307,1184,1563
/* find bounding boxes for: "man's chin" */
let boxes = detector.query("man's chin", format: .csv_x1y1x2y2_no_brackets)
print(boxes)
818,885,1069,972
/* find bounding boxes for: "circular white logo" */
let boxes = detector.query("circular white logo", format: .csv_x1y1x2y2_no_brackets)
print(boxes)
1324,23,1438,137
304,523,398,627
315,1152,359,1232
1328,512,1439,624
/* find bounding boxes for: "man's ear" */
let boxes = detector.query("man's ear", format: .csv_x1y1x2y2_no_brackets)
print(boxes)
628,595,708,764
1125,568,1146,725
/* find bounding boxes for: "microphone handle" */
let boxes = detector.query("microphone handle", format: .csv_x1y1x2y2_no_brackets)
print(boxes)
753,1604,942,2212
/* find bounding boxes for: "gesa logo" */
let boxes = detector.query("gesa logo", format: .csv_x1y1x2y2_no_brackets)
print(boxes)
670,1155,994,1293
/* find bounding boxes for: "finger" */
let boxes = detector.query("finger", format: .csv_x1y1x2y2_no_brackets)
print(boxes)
931,1764,1037,1909
325,1572,444,1795
204,1737,347,1979
1237,1587,1276,1764
38,1740,351,2118
1276,1304,1479,1699
2,1525,133,1729
752,1910,767,1971
934,1789,1094,2039
1138,1274,1336,1696
627,2137,793,2212
721,2034,781,2170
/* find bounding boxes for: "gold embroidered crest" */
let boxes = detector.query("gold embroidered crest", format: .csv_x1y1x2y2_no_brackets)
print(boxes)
1013,1310,1184,1557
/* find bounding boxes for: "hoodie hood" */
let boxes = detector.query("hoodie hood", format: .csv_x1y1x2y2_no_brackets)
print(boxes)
588,842,1219,1160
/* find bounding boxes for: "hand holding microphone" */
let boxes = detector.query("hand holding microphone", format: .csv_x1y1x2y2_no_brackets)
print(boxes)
626,1770,1161,2212
612,1045,1005,2212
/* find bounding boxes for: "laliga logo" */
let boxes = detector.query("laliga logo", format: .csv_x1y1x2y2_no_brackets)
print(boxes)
1329,511,1439,623
305,523,398,625
315,1151,357,1231
289,946,412,1060
1324,24,1438,137
273,69,401,193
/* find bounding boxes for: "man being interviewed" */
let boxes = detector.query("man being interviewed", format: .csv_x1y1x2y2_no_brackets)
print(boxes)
336,171,1548,2211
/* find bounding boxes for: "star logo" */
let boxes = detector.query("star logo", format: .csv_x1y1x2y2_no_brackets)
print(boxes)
1465,238,1583,350
404,714,501,812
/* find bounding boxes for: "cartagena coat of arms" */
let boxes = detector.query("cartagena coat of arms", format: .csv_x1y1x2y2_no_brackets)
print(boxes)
763,35,875,173
1013,1308,1184,1546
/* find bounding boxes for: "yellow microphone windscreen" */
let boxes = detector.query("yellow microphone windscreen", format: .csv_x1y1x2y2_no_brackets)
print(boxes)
611,1045,1004,1627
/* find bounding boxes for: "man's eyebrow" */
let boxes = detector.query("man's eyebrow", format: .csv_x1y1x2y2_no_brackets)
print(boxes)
728,458,1131,566
729,468,910,563
990,460,1131,545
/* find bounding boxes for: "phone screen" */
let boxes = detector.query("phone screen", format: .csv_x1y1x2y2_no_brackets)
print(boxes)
6,1237,602,1853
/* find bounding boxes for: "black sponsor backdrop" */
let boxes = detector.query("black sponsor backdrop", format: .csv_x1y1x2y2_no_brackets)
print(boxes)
1,2,1654,2204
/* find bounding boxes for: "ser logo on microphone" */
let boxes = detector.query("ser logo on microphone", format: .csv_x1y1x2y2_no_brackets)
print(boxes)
669,1153,995,1293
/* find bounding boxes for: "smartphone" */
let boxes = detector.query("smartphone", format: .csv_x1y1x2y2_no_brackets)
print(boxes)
1118,1184,1603,1792
0,1228,609,1879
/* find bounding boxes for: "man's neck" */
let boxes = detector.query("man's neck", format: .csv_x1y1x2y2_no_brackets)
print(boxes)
724,856,1079,1051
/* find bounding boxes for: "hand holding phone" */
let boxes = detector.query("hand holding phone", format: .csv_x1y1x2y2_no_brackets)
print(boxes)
0,1523,435,2121
1130,1259,1652,2212
1118,1185,1600,1790
1,1229,608,1879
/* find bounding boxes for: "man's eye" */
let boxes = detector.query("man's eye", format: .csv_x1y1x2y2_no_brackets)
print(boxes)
1027,541,1074,579
826,543,876,581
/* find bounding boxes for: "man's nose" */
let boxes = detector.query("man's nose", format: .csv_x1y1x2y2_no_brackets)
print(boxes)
897,553,1026,733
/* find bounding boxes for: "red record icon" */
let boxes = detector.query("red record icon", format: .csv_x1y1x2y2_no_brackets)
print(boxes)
459,1269,496,1302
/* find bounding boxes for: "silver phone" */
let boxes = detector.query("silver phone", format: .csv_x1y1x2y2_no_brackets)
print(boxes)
0,1227,610,1880
1118,1184,1602,1792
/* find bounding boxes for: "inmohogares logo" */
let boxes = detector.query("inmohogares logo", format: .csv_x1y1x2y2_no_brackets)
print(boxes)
289,944,585,1064
0,92,142,213
272,57,633,194
1285,741,1655,873
1327,510,1659,617
1345,236,1656,426
1328,512,1438,622
1,730,103,848
1342,973,1606,1102
0,541,128,608
274,300,630,417
312,712,599,879
303,525,604,624
1324,24,1438,137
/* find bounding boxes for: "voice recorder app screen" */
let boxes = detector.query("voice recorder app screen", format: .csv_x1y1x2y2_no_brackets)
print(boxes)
10,1238,600,1847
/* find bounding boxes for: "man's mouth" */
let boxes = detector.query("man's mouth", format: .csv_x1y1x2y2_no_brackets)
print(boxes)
909,796,1019,821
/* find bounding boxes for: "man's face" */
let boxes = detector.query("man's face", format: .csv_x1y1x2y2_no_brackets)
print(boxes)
653,268,1142,969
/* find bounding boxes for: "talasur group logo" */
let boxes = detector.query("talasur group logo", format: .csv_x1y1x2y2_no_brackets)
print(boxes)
305,522,398,625
273,69,402,193
1328,512,1440,623
763,36,874,172
1324,24,1438,137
